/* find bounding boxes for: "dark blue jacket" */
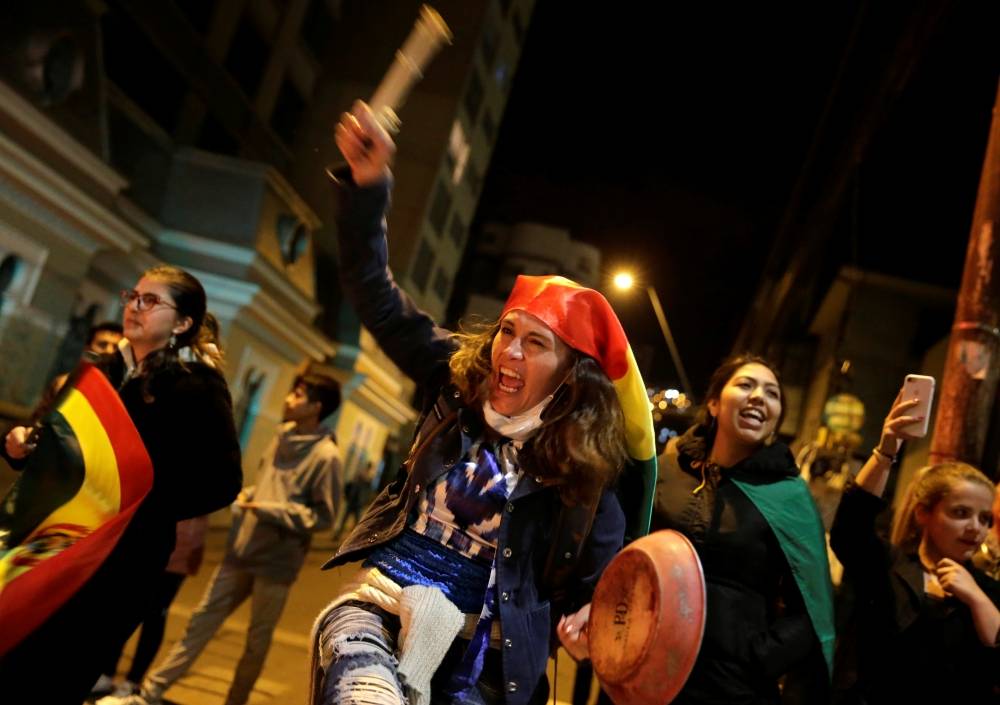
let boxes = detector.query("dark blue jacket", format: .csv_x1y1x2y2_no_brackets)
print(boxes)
322,178,626,705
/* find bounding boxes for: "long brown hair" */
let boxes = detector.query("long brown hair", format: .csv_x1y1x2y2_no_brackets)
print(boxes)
196,311,225,369
449,321,628,505
890,462,995,548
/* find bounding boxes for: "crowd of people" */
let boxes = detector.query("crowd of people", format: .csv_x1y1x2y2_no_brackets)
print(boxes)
0,99,997,705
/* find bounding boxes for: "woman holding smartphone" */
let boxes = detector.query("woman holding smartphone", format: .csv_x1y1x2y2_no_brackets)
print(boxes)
830,392,1000,703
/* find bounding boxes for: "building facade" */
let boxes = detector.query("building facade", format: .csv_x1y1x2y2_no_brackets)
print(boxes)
0,0,535,491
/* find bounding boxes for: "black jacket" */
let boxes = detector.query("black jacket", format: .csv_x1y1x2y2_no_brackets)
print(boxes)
111,359,243,573
830,483,1000,704
652,427,826,705
323,178,626,705
0,357,242,703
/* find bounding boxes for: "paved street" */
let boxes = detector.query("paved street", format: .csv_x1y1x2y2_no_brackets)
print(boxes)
0,463,591,705
96,526,586,705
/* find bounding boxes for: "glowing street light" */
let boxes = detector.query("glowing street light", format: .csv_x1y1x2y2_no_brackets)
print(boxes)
613,270,692,396
613,272,635,291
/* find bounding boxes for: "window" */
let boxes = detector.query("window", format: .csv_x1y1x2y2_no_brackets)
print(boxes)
301,0,337,58
411,240,435,292
277,215,309,264
271,80,307,146
443,150,456,180
481,108,496,142
448,213,466,247
494,61,510,92
463,69,484,124
432,268,451,301
511,9,525,46
448,120,470,184
102,11,187,133
465,162,482,197
234,367,267,449
225,16,270,98
0,255,23,298
38,35,85,106
480,22,498,69
107,105,173,211
428,180,452,235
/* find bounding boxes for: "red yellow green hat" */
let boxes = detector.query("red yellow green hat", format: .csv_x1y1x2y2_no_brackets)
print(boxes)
502,275,658,535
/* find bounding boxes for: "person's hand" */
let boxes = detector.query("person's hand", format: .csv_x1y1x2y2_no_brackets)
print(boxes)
335,101,395,187
875,391,924,460
233,488,257,511
557,603,592,662
236,497,259,511
5,426,36,459
936,558,987,605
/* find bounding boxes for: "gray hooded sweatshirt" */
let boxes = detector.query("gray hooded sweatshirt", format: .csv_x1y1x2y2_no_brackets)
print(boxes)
227,422,341,583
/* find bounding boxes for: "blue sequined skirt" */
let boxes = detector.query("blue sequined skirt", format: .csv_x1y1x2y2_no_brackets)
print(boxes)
363,529,491,614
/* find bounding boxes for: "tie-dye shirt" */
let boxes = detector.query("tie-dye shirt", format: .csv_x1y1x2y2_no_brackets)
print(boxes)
363,440,519,612
410,440,519,564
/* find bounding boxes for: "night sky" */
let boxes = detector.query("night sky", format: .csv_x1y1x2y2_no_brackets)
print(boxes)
470,1,999,395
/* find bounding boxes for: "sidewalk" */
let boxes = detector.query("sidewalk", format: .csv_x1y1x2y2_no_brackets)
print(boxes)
100,528,341,705
103,528,586,705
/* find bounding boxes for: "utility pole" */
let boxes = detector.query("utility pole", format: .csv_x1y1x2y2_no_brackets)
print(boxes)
645,286,692,397
930,80,1000,470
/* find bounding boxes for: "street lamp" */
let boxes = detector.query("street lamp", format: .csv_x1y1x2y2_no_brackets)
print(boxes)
613,271,692,396
613,272,634,290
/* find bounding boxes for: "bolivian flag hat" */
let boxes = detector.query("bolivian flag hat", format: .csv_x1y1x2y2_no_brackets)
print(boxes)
501,275,658,536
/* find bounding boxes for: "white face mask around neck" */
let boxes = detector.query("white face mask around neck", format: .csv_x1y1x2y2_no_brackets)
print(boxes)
481,392,555,442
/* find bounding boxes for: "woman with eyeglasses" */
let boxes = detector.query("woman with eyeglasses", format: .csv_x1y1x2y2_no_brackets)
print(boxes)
1,265,242,704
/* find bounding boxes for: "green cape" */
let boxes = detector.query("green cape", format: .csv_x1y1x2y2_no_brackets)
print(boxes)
731,475,835,678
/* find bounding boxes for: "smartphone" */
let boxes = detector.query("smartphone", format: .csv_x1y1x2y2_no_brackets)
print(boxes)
901,374,935,437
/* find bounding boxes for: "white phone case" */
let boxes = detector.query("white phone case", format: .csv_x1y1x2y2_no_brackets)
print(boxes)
901,374,935,437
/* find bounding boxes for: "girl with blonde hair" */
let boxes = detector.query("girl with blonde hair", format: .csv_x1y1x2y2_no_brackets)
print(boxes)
831,393,1000,703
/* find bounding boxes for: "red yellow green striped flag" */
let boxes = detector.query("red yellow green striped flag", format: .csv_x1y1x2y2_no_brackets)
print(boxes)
0,362,152,656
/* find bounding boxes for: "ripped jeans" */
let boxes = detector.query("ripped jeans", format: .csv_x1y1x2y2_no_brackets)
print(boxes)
317,601,505,705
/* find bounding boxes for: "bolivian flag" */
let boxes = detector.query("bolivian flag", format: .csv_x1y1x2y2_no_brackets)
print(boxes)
0,362,152,657
501,275,658,538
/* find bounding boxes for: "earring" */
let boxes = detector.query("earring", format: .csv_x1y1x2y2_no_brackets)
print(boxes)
169,333,177,349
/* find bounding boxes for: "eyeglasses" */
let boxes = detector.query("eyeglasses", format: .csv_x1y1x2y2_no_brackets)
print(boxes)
120,289,177,312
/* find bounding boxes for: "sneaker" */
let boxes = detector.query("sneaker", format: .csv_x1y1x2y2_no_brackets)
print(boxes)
94,692,160,705
112,679,139,697
90,674,116,697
